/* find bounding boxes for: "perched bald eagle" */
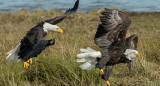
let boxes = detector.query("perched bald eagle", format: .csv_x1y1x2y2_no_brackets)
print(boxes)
76,8,140,86
6,0,79,69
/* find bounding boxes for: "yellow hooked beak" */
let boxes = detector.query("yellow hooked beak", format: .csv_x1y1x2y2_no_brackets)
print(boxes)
135,53,140,57
57,28,63,33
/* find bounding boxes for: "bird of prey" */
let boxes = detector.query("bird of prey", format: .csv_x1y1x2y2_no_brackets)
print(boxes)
6,0,79,69
76,8,140,86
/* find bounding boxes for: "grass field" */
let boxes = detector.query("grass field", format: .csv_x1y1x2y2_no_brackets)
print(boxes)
0,9,160,86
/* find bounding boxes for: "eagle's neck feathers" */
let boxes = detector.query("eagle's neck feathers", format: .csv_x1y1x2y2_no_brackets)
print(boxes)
124,49,138,61
43,22,58,33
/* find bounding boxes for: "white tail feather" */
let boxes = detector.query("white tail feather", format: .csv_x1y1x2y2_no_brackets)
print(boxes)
77,53,89,58
79,62,97,70
80,47,96,53
77,58,88,62
86,65,95,70
9,56,19,63
7,49,14,54
79,62,92,70
87,47,96,52
80,49,91,53
77,47,102,70
6,43,21,63
17,59,21,63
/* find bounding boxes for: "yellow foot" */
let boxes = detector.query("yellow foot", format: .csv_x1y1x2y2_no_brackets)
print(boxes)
24,62,29,69
100,69,104,75
105,81,110,86
27,58,32,64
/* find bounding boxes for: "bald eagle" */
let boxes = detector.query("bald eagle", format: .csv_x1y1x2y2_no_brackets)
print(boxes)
6,0,79,69
76,8,140,86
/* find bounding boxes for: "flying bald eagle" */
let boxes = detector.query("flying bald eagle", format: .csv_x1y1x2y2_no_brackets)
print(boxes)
6,0,79,69
76,8,140,86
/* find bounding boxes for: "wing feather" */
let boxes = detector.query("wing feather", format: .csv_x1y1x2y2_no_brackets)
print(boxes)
18,21,46,61
45,0,79,25
94,8,131,51
20,39,54,61
125,34,138,49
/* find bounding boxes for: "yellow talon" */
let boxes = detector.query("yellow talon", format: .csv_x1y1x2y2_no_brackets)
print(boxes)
24,58,32,69
27,58,32,64
24,62,29,69
105,81,110,86
100,69,104,75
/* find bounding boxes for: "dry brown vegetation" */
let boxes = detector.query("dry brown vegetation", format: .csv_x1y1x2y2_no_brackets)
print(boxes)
0,9,160,86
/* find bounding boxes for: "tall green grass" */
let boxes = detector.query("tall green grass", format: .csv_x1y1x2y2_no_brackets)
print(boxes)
0,9,160,86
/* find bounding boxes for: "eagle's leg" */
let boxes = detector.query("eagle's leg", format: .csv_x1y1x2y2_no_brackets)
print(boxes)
27,58,32,64
128,62,135,76
105,81,110,86
100,69,104,75
24,62,29,69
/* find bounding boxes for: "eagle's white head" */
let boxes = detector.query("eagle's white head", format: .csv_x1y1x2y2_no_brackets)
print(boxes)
124,49,140,61
43,22,63,33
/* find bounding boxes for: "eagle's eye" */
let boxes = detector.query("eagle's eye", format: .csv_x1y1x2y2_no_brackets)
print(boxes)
133,52,136,54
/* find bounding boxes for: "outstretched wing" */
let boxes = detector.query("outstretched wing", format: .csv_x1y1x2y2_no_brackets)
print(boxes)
45,0,79,25
94,8,131,51
125,34,138,49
